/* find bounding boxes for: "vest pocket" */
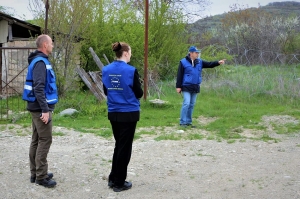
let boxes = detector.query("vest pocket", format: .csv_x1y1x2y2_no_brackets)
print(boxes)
46,82,57,93
183,74,193,84
47,69,56,83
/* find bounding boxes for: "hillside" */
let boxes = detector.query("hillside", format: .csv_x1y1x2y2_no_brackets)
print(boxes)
189,1,300,34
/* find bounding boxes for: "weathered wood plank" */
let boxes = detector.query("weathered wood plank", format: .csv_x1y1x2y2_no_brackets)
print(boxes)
89,47,104,71
75,66,103,101
88,71,106,100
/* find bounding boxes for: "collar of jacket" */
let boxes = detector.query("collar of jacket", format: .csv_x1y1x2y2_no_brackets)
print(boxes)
185,55,200,66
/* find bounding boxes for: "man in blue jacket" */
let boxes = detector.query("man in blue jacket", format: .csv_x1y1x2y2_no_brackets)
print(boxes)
23,34,58,188
176,46,225,127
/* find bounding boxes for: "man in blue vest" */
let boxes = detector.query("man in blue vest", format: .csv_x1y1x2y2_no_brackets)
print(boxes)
176,46,225,127
23,34,58,188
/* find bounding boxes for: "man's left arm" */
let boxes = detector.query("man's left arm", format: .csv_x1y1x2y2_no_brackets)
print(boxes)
202,59,226,68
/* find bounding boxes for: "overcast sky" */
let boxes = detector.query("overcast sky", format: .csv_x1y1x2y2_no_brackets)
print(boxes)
0,0,295,20
204,0,293,16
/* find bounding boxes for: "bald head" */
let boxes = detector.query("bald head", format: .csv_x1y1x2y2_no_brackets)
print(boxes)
36,34,53,55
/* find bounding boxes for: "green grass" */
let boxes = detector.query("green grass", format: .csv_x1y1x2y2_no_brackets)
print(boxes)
0,125,6,131
94,129,112,139
134,130,156,140
154,133,182,141
8,126,14,130
6,65,300,142
52,131,65,136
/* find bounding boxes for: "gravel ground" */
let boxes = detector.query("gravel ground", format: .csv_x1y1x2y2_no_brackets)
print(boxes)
0,115,300,199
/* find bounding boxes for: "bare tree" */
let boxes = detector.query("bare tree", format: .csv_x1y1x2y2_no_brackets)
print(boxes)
217,5,300,65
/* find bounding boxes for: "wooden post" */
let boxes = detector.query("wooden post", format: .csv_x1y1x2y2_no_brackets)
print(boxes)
45,0,49,34
144,0,149,100
0,46,2,95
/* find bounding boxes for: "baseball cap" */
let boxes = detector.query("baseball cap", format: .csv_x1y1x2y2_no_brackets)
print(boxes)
189,46,200,53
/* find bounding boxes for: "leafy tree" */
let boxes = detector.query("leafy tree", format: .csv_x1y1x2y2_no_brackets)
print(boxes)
29,0,97,95
28,0,211,94
81,0,190,80
147,0,188,79
80,0,145,73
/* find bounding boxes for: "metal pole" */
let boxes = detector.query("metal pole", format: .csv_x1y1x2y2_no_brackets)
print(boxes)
0,46,2,95
143,0,149,100
44,0,49,34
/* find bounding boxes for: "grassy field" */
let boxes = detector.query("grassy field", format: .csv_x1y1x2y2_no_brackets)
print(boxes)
7,65,300,142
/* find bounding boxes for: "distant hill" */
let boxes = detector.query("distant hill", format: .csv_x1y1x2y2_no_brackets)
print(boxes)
189,1,300,34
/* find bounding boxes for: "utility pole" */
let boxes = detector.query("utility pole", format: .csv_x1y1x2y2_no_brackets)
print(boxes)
44,0,49,34
143,0,149,100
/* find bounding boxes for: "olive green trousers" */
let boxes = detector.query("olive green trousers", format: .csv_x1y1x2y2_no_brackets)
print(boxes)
29,112,52,180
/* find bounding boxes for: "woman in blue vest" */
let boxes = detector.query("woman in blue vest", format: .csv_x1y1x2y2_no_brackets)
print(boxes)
176,46,225,127
102,42,143,192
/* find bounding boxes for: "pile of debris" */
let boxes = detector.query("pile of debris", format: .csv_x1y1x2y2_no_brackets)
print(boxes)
75,47,106,101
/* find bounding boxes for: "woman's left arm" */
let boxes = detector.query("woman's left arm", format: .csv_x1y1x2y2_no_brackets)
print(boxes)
132,69,143,99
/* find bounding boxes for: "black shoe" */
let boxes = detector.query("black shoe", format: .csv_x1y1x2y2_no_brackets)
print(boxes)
187,124,197,128
108,180,114,188
113,181,132,192
30,173,53,183
180,124,187,128
35,178,57,188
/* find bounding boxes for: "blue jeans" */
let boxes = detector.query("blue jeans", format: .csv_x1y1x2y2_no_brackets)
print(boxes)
180,91,198,125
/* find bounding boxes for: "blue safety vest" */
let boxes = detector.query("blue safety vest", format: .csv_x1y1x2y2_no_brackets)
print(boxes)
102,61,140,112
180,58,203,85
22,57,58,105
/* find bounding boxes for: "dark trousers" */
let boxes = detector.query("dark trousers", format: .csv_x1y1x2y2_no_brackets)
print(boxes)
29,112,52,180
109,121,137,186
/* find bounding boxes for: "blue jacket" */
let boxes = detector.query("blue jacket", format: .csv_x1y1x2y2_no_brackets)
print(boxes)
102,60,142,113
23,55,58,106
176,54,220,93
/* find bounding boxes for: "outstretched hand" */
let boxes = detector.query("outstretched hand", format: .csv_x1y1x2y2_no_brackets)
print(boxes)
219,59,226,65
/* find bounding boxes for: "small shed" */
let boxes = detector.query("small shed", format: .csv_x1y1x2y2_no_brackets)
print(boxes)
0,12,42,96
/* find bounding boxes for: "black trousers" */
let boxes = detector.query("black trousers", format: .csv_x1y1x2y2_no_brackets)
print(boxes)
109,121,137,186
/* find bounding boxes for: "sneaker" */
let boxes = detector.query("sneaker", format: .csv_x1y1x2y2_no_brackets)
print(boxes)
113,181,132,192
108,180,114,188
35,178,57,188
180,124,187,128
30,173,53,183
